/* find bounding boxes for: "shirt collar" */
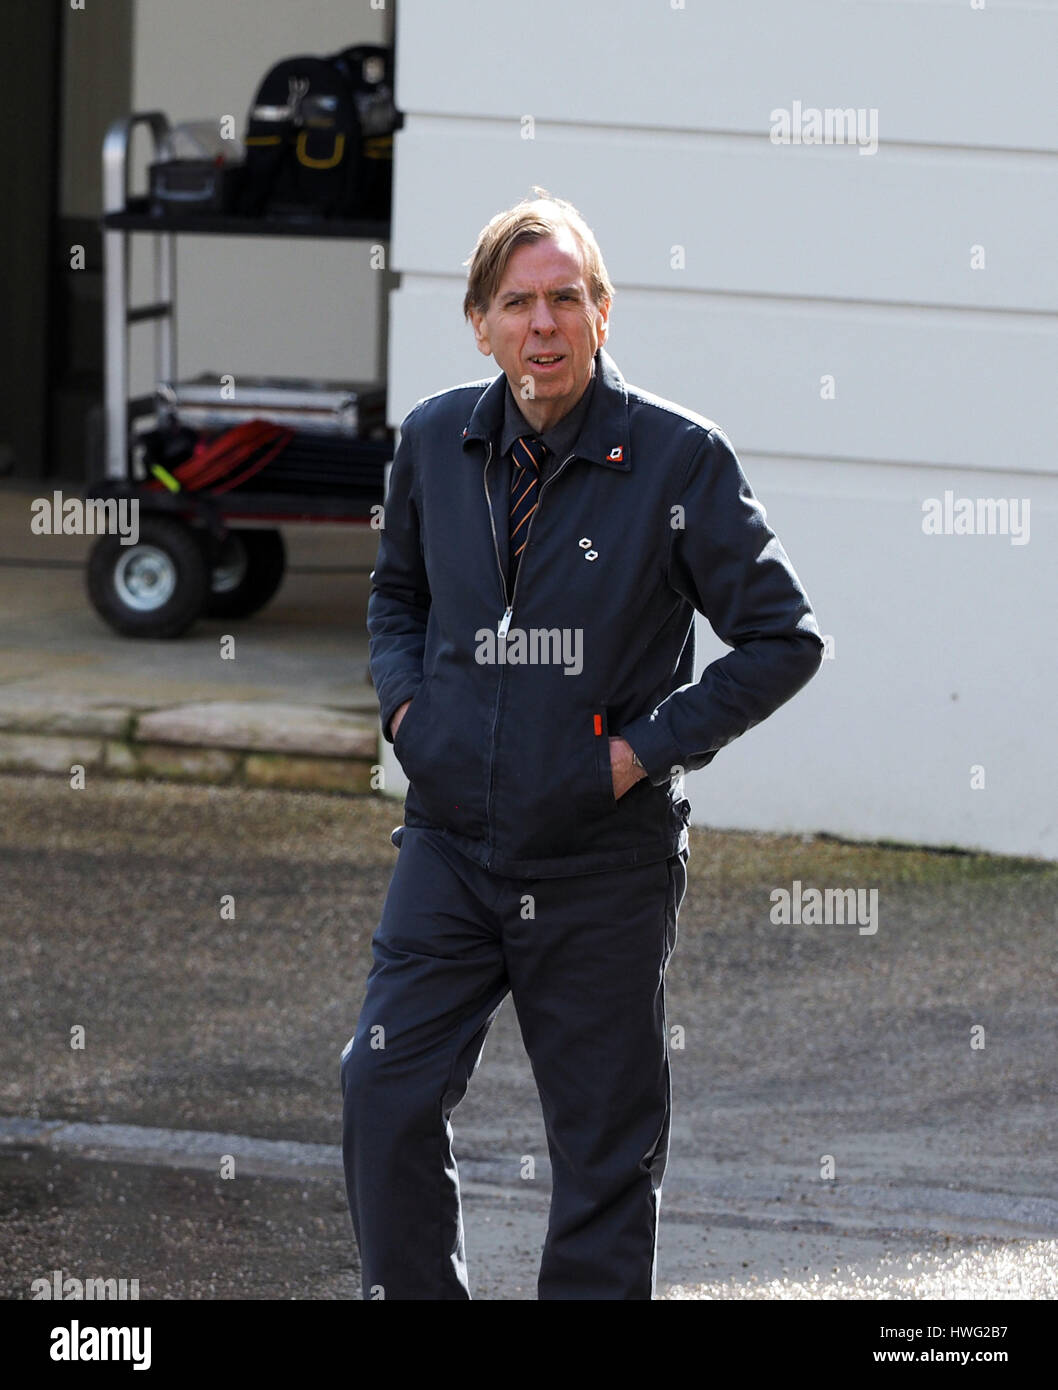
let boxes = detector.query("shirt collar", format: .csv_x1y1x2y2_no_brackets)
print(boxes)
500,362,597,462
462,345,631,472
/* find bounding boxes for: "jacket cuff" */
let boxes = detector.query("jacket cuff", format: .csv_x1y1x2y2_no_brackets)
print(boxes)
616,715,685,787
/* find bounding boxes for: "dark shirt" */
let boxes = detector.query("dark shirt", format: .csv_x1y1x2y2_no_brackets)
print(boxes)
500,359,597,482
498,361,598,593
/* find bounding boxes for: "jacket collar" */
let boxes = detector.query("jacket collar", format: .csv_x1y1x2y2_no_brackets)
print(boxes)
461,345,631,470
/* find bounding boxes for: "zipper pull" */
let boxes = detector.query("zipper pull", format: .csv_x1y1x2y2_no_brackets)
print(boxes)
497,606,513,638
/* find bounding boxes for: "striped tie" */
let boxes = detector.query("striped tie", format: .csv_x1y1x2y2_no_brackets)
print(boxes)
509,434,548,588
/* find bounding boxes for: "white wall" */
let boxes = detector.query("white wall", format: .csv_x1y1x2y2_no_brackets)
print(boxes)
381,0,1058,859
129,0,391,399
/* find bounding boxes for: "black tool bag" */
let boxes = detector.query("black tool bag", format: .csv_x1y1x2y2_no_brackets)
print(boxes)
241,44,396,220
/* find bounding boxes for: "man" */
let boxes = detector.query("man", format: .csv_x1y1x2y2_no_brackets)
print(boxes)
340,190,823,1300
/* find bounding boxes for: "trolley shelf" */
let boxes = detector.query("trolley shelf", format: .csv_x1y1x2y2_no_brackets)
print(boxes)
104,197,390,240
86,478,382,524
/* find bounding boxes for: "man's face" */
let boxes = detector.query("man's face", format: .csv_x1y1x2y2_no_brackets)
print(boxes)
469,230,610,431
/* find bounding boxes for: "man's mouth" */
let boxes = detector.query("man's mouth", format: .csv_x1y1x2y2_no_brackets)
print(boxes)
529,354,565,366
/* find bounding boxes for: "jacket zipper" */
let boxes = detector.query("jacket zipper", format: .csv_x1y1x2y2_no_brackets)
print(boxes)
481,442,578,860
483,444,578,634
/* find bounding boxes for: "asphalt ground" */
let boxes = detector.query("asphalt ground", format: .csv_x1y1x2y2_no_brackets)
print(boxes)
2,771,1056,1302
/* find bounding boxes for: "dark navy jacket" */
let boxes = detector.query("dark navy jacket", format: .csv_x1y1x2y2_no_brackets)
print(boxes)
369,345,823,877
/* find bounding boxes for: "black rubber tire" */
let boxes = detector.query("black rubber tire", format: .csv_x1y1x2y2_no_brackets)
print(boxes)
85,515,210,639
203,529,286,619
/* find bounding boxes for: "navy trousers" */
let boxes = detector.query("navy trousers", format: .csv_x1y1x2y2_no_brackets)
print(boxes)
340,825,688,1300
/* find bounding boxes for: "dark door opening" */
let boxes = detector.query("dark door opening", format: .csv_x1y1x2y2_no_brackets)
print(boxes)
0,0,132,485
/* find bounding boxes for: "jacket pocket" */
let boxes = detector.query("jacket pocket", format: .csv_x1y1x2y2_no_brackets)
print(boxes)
490,696,618,862
593,704,617,808
393,672,490,839
392,678,430,775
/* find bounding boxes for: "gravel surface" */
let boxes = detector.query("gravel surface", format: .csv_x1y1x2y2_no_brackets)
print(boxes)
2,772,1056,1299
661,1240,1058,1300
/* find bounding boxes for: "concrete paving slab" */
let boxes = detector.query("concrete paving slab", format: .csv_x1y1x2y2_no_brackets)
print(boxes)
134,702,376,757
0,692,136,737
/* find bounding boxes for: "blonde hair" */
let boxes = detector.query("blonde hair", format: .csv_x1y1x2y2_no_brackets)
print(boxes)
462,187,615,320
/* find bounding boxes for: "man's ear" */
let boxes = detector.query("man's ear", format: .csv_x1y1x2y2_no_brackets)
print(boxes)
469,307,492,358
595,296,612,348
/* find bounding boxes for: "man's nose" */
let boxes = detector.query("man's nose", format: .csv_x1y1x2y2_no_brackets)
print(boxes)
529,300,559,334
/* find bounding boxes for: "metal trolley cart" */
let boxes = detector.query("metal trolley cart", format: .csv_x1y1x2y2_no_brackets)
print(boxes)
85,111,393,638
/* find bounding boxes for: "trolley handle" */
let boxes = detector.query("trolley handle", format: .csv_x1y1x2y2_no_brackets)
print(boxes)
103,111,172,216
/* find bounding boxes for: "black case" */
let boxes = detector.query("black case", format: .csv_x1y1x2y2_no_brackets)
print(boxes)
148,160,246,216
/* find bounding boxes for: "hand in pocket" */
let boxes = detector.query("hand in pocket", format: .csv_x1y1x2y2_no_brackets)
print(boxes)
390,699,412,741
608,736,648,800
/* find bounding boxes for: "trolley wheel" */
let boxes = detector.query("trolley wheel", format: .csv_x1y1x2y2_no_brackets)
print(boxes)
203,529,286,619
85,515,209,638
